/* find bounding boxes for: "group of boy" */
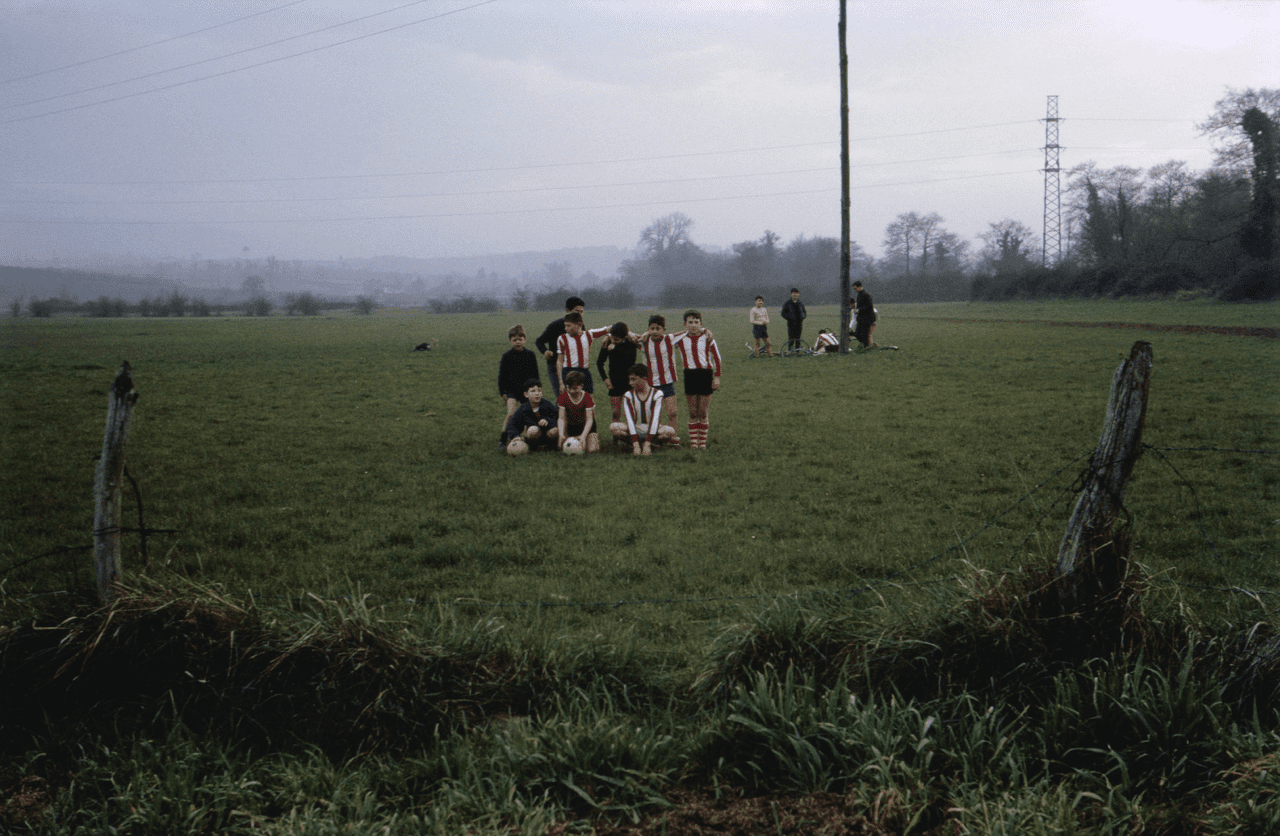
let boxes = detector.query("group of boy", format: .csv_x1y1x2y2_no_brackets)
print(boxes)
750,282,886,355
498,297,722,456
749,288,810,357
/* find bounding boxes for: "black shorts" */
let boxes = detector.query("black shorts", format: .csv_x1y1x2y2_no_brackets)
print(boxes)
607,380,629,398
684,368,715,396
561,367,594,394
752,324,769,339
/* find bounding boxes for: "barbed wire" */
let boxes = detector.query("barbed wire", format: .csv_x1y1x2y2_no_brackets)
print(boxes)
4,441,1276,609
1141,444,1227,565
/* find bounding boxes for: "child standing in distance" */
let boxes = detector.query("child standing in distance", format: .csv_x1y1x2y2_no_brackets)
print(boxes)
534,296,585,397
672,309,722,449
497,325,540,451
610,363,678,456
556,311,610,395
557,370,600,453
595,321,640,423
781,287,807,352
749,295,773,357
506,378,559,451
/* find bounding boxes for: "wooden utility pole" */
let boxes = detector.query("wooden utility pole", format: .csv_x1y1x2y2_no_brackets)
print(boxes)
1056,341,1152,604
838,0,852,353
94,362,139,602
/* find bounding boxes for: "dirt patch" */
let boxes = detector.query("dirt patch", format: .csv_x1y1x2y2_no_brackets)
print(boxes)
943,318,1279,339
0,775,54,829
590,787,940,836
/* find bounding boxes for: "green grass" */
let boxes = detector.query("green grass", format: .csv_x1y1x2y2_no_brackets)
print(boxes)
2,302,1275,626
1,299,1278,833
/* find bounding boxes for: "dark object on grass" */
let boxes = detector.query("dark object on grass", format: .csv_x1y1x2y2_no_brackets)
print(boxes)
412,342,432,352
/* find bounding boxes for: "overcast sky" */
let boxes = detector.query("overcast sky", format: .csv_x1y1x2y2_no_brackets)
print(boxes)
2,0,1277,264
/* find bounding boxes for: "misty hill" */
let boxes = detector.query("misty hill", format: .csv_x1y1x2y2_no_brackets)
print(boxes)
330,247,631,285
1,246,635,306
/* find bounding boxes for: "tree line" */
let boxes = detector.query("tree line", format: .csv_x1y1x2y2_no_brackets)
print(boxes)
535,87,1277,309
12,291,380,318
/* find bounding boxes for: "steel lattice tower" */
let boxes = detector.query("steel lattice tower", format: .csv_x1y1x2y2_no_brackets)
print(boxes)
1042,95,1062,266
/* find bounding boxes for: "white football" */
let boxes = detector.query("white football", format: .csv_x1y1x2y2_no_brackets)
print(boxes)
562,437,584,455
506,437,529,457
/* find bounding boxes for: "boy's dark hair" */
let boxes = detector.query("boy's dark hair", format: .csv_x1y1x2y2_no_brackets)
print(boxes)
683,309,701,322
853,281,863,289
754,295,763,302
610,321,628,339
565,296,585,311
508,324,525,339
521,378,542,395
790,287,800,294
628,363,649,378
565,371,586,387
563,311,584,325
648,314,665,327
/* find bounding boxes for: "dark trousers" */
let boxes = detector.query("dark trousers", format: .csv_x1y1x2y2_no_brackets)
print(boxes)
786,320,803,349
854,318,873,347
546,358,560,396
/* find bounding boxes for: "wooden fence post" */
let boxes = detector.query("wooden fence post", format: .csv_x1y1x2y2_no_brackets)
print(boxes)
94,362,139,602
1056,341,1152,603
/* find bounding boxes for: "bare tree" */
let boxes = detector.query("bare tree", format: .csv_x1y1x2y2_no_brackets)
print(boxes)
639,212,694,254
977,219,1040,275
882,211,946,275
915,212,944,273
882,211,920,274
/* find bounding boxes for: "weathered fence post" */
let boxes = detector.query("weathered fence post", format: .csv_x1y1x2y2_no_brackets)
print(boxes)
1056,341,1152,604
94,362,139,602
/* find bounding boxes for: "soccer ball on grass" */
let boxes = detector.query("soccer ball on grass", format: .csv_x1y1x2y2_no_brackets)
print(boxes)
506,437,529,457
561,437,584,456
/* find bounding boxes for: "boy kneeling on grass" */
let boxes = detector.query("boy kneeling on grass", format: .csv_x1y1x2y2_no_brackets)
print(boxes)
609,363,678,456
557,370,600,453
506,378,559,453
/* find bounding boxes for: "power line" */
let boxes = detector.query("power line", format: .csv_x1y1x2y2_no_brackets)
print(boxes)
0,0,311,86
1,169,1037,225
3,150,1042,205
7,129,1041,185
0,0,501,126
3,0,445,111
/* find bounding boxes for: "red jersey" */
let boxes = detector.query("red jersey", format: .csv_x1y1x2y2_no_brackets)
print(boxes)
557,389,595,428
643,334,680,386
672,332,722,375
557,326,610,368
623,387,664,442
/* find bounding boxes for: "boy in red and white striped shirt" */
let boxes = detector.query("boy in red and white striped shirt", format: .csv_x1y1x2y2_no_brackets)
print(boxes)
556,311,610,395
672,309,722,449
609,363,678,456
641,314,690,442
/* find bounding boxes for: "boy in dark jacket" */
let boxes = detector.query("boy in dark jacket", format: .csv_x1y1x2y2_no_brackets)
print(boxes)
506,378,559,451
780,288,807,352
498,325,541,450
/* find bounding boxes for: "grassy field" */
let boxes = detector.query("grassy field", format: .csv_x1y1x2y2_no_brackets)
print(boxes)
3,300,1276,626
2,299,1279,833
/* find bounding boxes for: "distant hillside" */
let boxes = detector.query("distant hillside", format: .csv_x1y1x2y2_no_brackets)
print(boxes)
1,245,637,307
0,265,181,304
324,246,632,285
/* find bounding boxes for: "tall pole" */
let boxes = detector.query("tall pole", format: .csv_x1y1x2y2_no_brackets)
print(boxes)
838,0,852,352
1042,95,1062,266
